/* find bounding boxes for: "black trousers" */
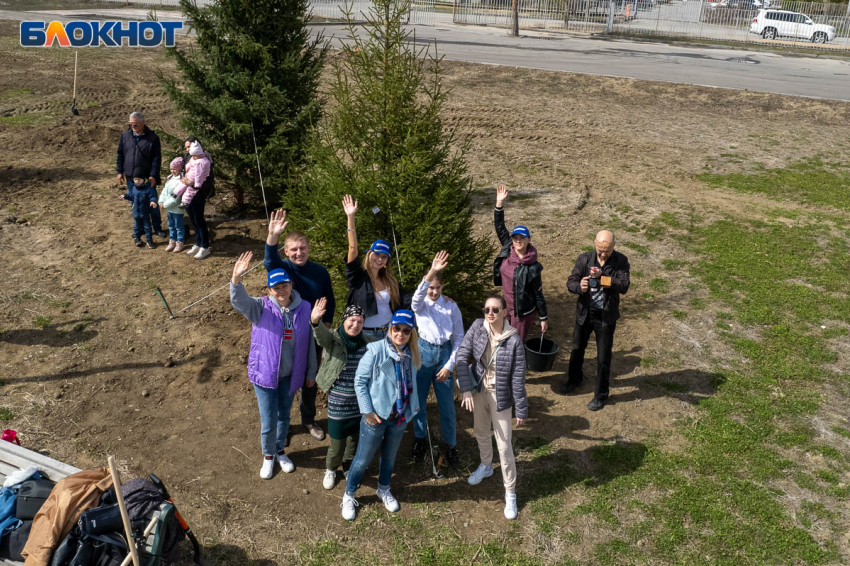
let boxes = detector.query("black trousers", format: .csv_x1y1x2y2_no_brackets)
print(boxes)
567,312,616,401
300,341,323,425
186,192,209,248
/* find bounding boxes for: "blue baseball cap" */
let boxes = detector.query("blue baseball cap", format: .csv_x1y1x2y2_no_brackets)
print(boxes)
368,239,391,256
267,268,291,288
511,225,531,238
390,309,416,329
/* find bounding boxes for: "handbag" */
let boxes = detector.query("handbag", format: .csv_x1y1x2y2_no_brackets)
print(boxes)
78,504,123,536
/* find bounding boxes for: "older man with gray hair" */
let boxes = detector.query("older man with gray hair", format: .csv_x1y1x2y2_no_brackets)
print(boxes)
560,230,630,411
116,111,166,238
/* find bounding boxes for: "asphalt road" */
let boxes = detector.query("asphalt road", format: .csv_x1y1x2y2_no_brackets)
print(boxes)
4,7,850,101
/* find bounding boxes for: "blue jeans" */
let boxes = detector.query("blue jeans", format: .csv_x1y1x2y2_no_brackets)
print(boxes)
133,214,152,242
127,179,162,232
411,340,457,447
361,327,387,341
254,376,296,456
167,212,185,242
345,414,408,496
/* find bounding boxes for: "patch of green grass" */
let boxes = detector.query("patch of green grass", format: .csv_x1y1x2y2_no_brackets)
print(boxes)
641,292,654,300
0,408,13,422
0,112,55,126
823,327,848,339
661,259,681,270
658,211,681,228
640,356,657,368
649,278,669,293
698,157,850,211
0,87,32,99
647,379,689,393
581,244,595,252
46,299,71,309
621,242,650,255
33,316,52,328
672,310,688,320
830,426,850,440
815,445,842,460
690,298,707,310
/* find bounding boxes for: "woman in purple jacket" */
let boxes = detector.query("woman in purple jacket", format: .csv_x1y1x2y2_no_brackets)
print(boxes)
230,251,318,479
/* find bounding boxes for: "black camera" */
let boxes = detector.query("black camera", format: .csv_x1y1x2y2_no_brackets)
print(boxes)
588,277,599,289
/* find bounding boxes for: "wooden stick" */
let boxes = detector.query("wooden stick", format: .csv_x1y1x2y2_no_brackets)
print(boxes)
120,515,158,566
72,51,78,100
108,456,141,566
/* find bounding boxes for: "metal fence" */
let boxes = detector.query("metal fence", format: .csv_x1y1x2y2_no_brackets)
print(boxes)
453,0,850,50
94,0,436,24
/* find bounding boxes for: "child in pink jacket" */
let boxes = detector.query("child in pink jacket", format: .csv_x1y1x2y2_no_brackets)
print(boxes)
175,140,211,208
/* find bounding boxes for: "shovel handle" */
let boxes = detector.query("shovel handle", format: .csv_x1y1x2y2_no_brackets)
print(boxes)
537,330,545,354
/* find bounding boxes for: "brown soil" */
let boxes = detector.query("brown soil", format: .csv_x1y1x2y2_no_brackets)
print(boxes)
1,19,848,565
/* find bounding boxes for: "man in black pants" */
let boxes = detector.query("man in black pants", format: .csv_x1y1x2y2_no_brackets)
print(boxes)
560,230,630,411
116,112,167,238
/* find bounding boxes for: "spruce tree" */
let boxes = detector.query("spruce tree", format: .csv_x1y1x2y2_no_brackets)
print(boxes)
160,0,326,206
285,0,493,316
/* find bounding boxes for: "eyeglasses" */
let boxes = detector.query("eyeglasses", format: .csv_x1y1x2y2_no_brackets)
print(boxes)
482,307,501,315
391,325,412,336
129,122,142,128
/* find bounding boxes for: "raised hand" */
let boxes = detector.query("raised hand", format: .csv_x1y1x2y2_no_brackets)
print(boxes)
268,208,288,243
311,297,327,325
342,195,358,217
496,184,509,207
431,250,449,273
231,251,253,285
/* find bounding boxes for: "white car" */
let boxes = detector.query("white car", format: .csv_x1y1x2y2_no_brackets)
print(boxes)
750,9,836,43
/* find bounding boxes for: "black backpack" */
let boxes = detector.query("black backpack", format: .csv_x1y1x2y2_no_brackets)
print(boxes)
200,165,215,200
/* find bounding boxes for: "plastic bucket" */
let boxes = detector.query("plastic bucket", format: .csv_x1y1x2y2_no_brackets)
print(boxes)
524,336,559,372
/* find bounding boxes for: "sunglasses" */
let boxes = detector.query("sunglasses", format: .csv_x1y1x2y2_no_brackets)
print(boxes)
391,325,412,336
482,307,501,315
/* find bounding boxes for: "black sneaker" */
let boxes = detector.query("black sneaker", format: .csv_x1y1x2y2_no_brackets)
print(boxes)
444,445,460,468
559,381,579,395
155,230,169,238
146,241,156,249
411,437,427,463
134,238,144,247
587,398,605,411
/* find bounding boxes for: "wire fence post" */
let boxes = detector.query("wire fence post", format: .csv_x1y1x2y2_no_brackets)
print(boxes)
607,0,614,33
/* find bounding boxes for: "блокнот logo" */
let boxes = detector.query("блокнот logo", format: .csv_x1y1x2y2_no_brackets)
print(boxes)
20,21,183,47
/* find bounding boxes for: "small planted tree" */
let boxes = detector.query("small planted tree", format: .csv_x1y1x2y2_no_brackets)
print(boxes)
160,0,326,206
285,0,493,315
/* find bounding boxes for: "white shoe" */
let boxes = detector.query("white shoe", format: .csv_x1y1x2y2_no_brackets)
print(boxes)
376,487,400,513
323,469,337,490
185,245,200,256
467,463,494,486
504,493,518,520
194,247,211,260
341,493,359,521
259,457,274,479
277,452,295,473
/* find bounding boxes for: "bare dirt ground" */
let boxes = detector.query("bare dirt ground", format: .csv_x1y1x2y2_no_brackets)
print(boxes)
1,18,849,565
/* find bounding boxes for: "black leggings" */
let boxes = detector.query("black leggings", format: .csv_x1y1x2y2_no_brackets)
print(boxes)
186,192,209,248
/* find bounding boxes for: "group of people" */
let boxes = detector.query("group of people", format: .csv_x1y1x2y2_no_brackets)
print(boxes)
116,112,212,259
228,184,631,522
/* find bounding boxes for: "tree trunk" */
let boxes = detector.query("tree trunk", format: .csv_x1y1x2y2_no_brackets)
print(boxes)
512,0,519,36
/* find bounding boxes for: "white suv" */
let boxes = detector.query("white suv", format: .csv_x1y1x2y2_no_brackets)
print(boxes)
750,10,836,43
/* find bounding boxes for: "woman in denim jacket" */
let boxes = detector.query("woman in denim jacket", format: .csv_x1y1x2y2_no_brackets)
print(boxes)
341,310,421,521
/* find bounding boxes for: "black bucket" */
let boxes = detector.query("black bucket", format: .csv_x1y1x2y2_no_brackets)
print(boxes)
525,336,559,372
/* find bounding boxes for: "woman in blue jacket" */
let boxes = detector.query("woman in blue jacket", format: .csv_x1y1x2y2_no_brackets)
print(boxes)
341,310,421,520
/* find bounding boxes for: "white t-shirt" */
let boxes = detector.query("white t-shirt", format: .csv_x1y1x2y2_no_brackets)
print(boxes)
363,289,392,328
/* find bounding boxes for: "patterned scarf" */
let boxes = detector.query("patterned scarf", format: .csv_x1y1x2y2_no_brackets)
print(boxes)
387,335,413,421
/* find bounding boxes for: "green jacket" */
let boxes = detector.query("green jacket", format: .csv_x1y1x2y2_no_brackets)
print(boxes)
313,322,379,393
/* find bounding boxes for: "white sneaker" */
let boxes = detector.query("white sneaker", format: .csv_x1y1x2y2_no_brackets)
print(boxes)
259,457,274,479
194,247,211,260
185,245,200,256
376,487,400,513
323,469,337,490
341,493,359,521
504,493,518,520
467,463,494,486
277,453,295,473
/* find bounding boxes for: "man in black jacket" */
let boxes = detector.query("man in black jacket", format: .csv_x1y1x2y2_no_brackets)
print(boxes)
116,112,166,238
560,230,630,411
